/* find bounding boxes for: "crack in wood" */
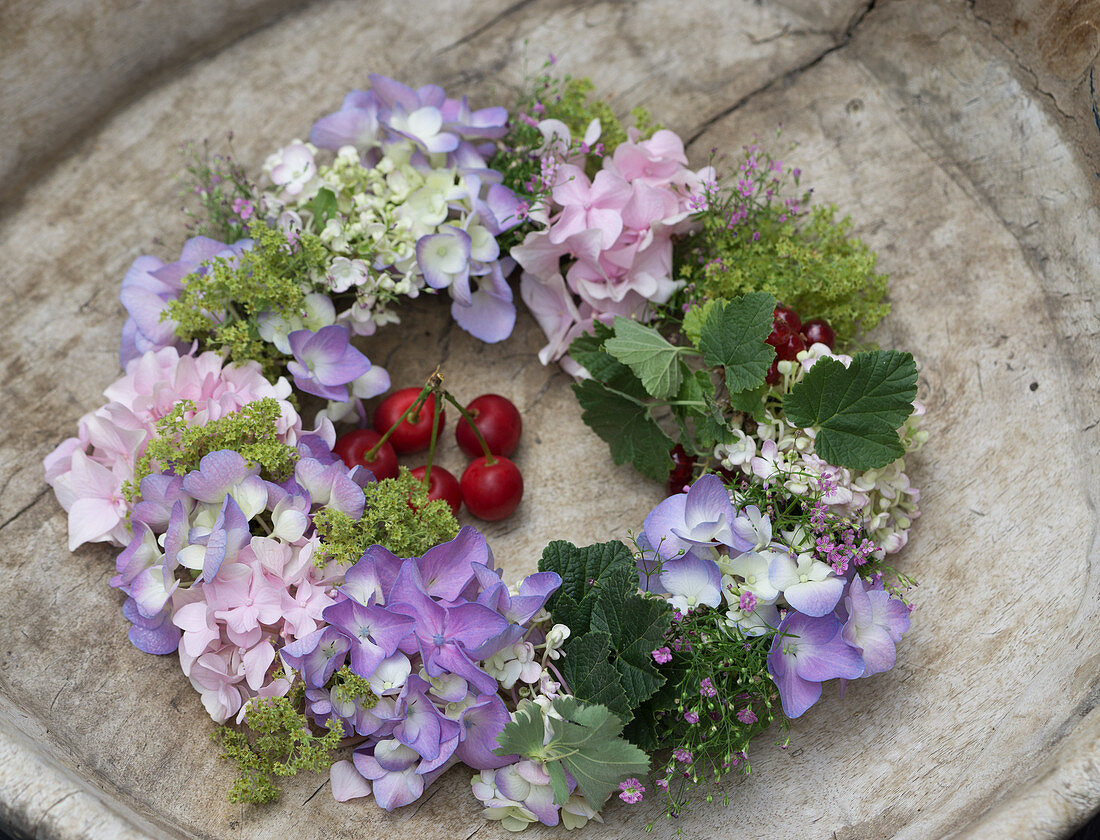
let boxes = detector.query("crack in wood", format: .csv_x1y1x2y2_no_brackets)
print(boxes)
441,0,542,52
684,0,878,150
0,486,50,533
966,2,1079,125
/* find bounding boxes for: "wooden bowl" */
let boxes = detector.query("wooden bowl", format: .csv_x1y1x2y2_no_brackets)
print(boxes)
2,1,1098,837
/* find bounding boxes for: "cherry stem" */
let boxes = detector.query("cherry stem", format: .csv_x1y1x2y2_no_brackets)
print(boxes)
422,387,444,489
364,370,443,460
442,391,496,464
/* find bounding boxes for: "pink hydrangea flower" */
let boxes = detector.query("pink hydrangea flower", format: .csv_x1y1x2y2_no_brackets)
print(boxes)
44,347,306,550
514,128,714,370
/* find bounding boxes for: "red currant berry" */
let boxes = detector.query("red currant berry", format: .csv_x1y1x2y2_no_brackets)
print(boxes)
772,303,802,336
455,394,522,458
666,444,696,496
768,330,805,362
801,318,836,349
461,456,524,521
765,358,782,385
372,388,445,453
333,429,399,480
410,465,462,516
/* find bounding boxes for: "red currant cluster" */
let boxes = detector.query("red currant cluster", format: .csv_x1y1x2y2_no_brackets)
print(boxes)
764,304,835,384
666,304,837,495
333,382,525,521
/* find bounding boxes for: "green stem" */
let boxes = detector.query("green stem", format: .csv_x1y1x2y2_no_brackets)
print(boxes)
442,391,496,464
422,389,443,488
365,376,436,459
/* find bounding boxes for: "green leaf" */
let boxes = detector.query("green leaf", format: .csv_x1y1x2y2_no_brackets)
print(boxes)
538,541,635,606
493,701,547,758
682,299,719,346
590,593,671,709
549,698,649,806
547,762,570,805
308,188,339,225
573,379,673,482
727,384,768,421
698,292,777,394
676,368,714,406
604,317,685,399
782,350,918,470
568,325,648,400
559,632,631,719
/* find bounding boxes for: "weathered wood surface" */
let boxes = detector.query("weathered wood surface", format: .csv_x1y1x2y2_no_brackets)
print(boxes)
2,0,1099,838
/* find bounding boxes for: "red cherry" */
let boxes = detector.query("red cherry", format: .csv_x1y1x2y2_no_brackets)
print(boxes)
333,429,399,480
801,318,836,349
771,303,802,336
461,456,524,521
767,330,805,362
372,388,445,453
666,444,696,496
410,465,462,515
455,394,522,458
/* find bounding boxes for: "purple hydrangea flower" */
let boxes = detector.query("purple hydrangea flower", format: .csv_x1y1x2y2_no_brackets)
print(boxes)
841,576,911,676
287,325,372,401
767,611,865,718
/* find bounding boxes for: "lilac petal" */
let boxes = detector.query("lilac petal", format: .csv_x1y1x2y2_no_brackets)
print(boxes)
643,493,692,560
119,284,178,345
330,760,372,802
416,526,488,601
310,108,379,151
783,576,846,618
183,450,249,504
455,694,514,770
369,74,420,110
429,643,499,695
179,235,231,264
442,602,510,651
503,571,561,625
784,613,865,683
341,555,383,606
388,561,446,635
680,475,737,544
394,689,444,760
768,642,822,718
451,273,516,343
659,553,722,611
128,620,181,655
322,599,415,677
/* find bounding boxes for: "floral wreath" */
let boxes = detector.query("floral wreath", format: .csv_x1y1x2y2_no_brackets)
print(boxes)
44,63,925,831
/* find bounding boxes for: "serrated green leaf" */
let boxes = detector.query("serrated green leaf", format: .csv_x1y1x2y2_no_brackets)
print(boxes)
549,698,649,806
573,379,673,482
560,632,631,719
604,317,685,399
493,701,546,758
569,331,648,399
547,762,570,805
682,299,720,346
782,350,918,470
589,593,671,708
538,541,635,606
698,292,777,394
